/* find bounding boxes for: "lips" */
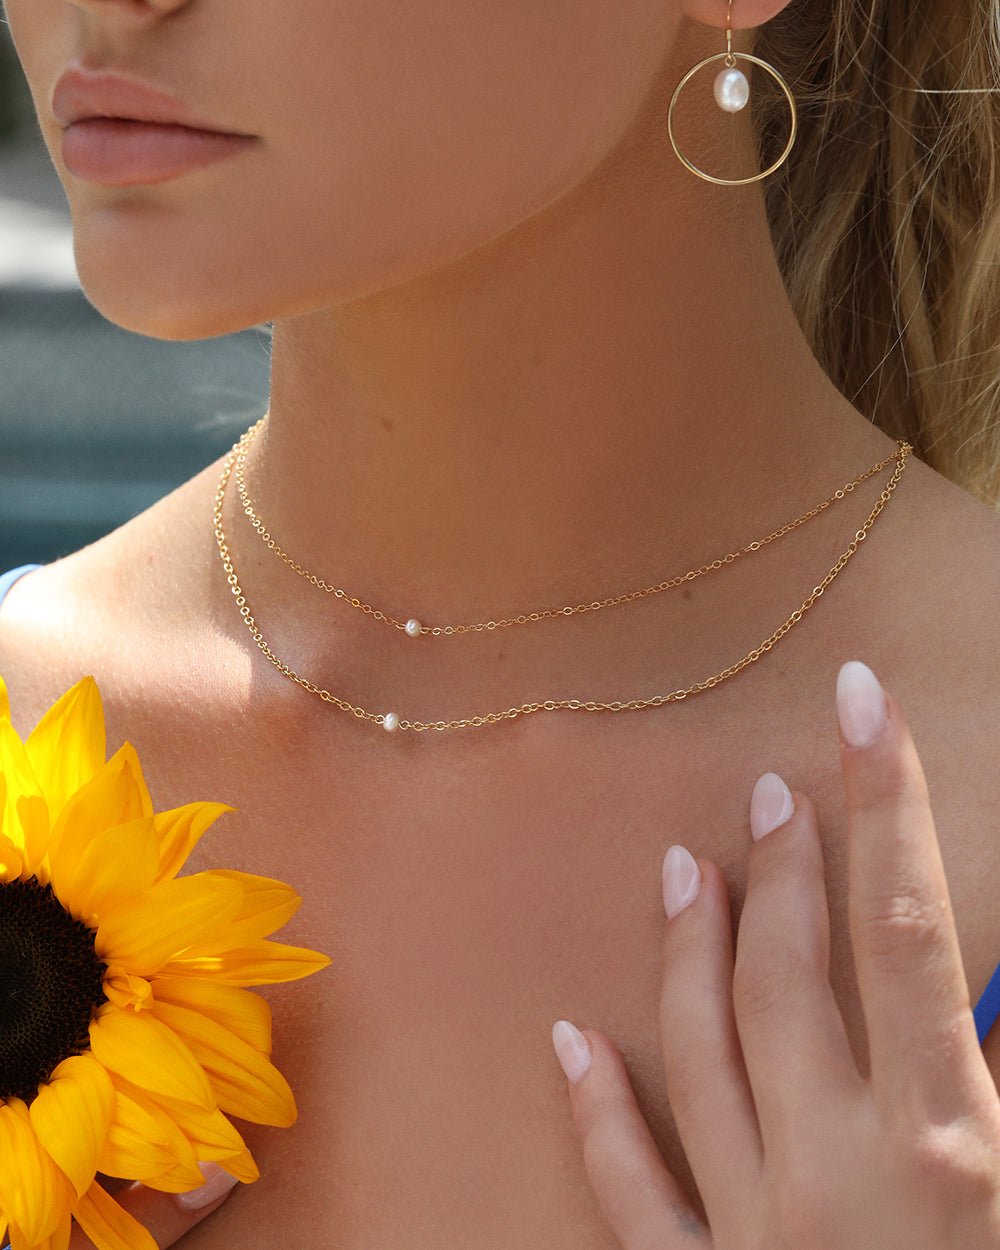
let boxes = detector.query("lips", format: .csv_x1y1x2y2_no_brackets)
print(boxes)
52,63,257,186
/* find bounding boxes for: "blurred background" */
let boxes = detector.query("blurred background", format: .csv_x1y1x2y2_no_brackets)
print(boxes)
0,24,270,572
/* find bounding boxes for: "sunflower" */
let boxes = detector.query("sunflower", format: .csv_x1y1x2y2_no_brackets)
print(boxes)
0,673,331,1250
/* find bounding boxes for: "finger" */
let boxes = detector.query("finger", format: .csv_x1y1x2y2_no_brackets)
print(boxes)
732,777,864,1153
837,660,985,1118
67,1165,240,1250
552,1023,712,1249
659,851,761,1235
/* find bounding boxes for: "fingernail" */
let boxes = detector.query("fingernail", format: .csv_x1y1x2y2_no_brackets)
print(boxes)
836,660,888,748
551,1018,592,1084
662,844,701,919
176,1162,240,1211
750,771,795,840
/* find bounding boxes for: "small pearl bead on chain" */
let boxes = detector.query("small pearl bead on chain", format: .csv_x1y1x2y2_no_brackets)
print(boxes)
404,618,422,637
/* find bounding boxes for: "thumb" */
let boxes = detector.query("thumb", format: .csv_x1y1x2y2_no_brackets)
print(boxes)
66,1164,241,1250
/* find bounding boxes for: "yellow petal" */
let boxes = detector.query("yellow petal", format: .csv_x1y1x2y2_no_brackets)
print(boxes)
151,977,272,1053
103,967,154,1013
88,1005,214,1110
49,816,159,927
24,676,106,823
141,1095,259,1183
14,793,51,880
0,1099,73,1244
153,802,235,884
115,1145,257,1192
29,1055,114,1200
160,939,332,987
73,1182,157,1250
138,1164,217,1195
217,1149,260,1185
8,1211,71,1250
95,873,243,977
0,671,9,721
96,1084,200,1186
152,1000,297,1128
0,717,45,855
0,830,23,883
47,742,153,875
179,871,301,953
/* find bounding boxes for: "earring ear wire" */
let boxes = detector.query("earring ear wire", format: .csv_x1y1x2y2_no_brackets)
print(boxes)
667,0,797,186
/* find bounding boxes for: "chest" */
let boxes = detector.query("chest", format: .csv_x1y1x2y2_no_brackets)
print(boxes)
109,656,1000,1248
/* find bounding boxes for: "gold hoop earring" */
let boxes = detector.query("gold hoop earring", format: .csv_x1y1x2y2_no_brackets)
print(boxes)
667,0,797,186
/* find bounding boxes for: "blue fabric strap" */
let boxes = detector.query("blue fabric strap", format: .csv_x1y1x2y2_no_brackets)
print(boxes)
975,959,1000,1047
0,563,43,610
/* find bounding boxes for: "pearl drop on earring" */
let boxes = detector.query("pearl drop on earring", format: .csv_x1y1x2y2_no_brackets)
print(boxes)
714,67,749,112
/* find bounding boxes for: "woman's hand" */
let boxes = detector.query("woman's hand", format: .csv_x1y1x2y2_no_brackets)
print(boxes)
551,659,1000,1249
62,1165,238,1250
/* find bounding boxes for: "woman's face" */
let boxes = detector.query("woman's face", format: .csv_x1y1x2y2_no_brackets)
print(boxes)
5,0,675,339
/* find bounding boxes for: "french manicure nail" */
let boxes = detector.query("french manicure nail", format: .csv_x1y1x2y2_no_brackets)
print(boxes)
750,771,795,840
552,1018,592,1084
176,1162,240,1212
836,660,888,748
662,844,701,919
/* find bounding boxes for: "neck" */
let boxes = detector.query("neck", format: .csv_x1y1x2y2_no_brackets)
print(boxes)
245,98,892,632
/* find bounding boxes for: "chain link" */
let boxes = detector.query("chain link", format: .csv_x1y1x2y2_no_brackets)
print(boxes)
214,422,912,733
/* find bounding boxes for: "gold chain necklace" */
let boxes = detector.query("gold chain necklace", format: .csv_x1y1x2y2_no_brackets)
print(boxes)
234,412,907,638
213,421,912,733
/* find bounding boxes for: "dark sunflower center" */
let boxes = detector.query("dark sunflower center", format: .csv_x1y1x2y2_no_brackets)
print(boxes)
0,877,107,1103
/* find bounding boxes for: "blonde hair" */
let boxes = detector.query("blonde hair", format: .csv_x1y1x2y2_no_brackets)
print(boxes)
755,0,1000,508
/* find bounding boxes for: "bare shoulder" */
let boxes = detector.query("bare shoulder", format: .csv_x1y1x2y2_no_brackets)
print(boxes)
0,451,238,739
885,451,1000,689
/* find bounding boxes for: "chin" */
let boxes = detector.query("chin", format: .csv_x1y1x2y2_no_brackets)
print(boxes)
67,203,280,340
83,293,260,342
73,265,271,342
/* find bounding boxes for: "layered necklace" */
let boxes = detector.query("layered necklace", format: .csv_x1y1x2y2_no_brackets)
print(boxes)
213,413,912,733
